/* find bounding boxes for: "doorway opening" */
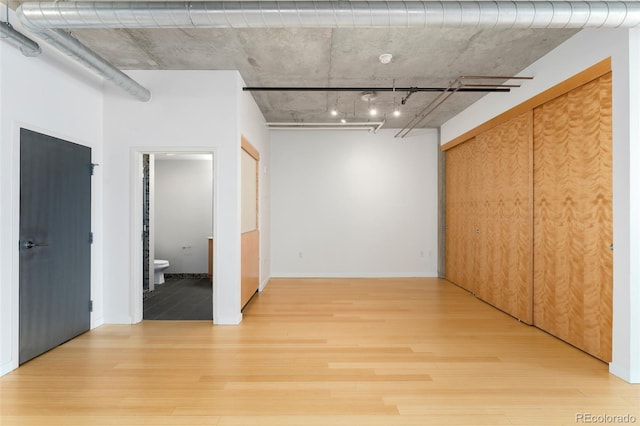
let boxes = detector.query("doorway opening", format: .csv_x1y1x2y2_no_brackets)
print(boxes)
130,150,215,323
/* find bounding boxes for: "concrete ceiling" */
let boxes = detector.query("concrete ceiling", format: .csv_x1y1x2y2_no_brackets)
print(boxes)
16,3,578,128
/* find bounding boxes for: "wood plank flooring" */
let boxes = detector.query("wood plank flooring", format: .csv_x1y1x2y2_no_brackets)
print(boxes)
1,278,638,425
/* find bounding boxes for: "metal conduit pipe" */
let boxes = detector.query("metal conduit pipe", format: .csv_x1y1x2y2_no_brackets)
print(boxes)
27,27,151,101
15,1,640,101
17,5,152,101
0,21,41,57
17,1,640,29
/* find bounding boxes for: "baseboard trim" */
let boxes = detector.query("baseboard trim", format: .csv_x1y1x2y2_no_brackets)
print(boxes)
0,360,17,377
214,313,243,325
259,276,271,292
103,315,135,325
90,316,105,330
610,362,640,384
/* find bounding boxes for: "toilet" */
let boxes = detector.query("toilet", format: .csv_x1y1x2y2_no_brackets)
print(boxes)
154,259,170,285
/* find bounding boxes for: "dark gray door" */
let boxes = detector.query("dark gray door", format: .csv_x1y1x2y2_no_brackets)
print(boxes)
19,128,92,364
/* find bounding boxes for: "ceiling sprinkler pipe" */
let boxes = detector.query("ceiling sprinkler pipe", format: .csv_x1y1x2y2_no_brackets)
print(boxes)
17,1,640,30
0,21,41,56
48,28,151,101
16,15,151,101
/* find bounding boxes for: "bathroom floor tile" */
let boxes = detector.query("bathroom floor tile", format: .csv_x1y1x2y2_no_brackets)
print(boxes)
143,277,213,320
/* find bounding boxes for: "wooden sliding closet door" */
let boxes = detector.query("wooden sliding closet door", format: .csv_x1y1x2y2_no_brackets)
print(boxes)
476,111,533,323
445,138,478,293
445,111,532,323
444,143,464,286
533,73,613,362
468,136,488,296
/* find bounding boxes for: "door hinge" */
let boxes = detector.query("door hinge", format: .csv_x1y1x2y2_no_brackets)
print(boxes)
89,232,94,244
90,163,99,175
89,300,93,313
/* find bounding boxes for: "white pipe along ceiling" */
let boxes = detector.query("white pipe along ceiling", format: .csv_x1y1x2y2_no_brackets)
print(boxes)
16,1,640,101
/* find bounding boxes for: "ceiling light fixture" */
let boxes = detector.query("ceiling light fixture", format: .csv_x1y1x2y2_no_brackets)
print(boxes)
361,91,377,101
379,53,393,64
331,93,340,116
393,96,401,117
367,97,378,116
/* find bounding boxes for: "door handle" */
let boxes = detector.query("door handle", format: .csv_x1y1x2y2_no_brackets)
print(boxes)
22,240,48,249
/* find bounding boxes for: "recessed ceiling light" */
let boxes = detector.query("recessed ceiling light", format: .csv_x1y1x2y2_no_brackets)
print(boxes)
393,109,401,117
341,118,347,123
369,107,378,116
331,108,338,116
379,53,393,64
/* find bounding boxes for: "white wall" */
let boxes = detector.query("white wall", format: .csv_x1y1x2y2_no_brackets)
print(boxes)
270,129,438,278
0,10,104,375
103,70,267,326
240,86,271,290
620,28,640,384
154,157,213,274
441,28,640,383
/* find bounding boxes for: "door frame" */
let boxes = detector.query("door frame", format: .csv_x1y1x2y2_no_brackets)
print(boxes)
240,137,260,308
129,148,217,324
5,123,99,373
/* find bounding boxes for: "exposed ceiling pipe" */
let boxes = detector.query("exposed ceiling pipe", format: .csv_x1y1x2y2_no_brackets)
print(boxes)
267,121,385,133
243,86,512,93
22,26,151,101
17,1,640,30
396,75,533,137
0,21,40,57
16,1,640,102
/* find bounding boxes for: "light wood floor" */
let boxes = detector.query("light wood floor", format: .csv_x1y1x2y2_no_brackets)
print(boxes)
1,278,638,425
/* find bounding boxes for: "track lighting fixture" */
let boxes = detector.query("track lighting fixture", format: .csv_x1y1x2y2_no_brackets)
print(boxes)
368,98,377,116
393,97,401,117
331,93,340,117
